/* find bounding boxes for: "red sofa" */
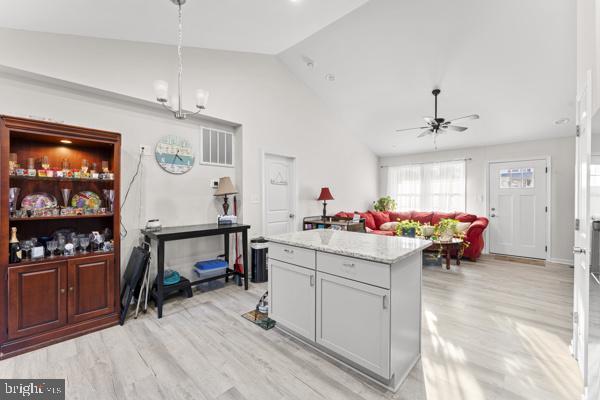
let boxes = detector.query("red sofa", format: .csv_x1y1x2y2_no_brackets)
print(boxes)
335,210,489,261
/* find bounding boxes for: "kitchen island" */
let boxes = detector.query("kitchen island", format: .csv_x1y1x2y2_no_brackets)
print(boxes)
265,229,431,391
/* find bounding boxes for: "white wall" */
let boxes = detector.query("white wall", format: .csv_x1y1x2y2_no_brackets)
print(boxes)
577,0,600,115
379,137,576,264
0,28,378,271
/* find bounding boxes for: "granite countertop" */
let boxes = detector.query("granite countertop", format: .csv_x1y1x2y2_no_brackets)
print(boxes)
264,230,431,264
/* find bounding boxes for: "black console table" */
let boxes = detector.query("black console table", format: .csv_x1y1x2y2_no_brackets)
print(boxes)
142,223,250,318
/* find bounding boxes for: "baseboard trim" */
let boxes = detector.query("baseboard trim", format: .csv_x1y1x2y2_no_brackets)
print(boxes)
547,257,574,266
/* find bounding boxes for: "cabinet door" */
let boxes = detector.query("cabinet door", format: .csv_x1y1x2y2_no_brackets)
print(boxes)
68,255,115,323
268,259,315,341
7,261,68,340
316,272,390,378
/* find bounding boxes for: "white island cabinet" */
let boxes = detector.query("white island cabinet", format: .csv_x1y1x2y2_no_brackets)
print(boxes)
265,230,431,391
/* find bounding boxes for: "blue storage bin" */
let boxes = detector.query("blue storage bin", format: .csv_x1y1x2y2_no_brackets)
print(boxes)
194,259,228,270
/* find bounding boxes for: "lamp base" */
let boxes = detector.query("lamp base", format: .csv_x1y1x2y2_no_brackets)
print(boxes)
222,195,230,215
322,201,327,218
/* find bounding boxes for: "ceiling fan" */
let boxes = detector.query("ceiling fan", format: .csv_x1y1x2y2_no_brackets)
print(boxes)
396,89,479,149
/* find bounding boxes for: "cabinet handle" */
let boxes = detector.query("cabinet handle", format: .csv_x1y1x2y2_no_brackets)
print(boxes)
284,248,294,254
310,275,315,287
60,288,66,294
69,287,74,292
342,263,355,268
383,295,389,309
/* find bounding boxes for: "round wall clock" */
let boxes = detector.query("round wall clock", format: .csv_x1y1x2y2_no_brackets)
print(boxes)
155,135,195,174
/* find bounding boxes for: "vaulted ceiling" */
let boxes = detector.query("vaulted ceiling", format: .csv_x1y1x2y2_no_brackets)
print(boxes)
0,0,368,54
0,0,576,155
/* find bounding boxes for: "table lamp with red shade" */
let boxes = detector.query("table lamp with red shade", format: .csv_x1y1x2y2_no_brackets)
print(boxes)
317,187,334,218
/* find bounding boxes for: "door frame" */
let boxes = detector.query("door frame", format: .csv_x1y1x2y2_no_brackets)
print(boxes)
485,156,552,261
261,150,298,236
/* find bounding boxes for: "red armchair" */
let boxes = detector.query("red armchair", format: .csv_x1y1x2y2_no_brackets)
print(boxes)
335,210,489,261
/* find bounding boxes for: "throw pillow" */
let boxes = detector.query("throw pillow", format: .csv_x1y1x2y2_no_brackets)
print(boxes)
456,222,471,233
389,211,412,221
412,211,433,224
455,213,478,223
380,221,399,231
358,212,376,230
369,211,391,229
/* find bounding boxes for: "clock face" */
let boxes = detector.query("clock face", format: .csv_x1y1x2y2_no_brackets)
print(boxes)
155,135,195,174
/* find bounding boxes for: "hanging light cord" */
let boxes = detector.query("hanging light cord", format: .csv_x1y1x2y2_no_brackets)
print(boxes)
120,151,144,238
177,1,183,115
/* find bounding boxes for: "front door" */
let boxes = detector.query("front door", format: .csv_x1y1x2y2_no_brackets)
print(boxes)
264,153,296,235
573,71,592,384
489,159,548,259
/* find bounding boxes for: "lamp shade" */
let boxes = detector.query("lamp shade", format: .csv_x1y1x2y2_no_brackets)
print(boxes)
317,187,334,201
214,177,238,196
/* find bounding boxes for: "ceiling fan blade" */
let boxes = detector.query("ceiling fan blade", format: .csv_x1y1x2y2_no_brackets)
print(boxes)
443,125,468,132
447,114,479,123
417,129,433,138
423,116,435,125
396,126,430,133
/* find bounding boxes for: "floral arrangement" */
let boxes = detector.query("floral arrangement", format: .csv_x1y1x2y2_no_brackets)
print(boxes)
373,196,397,212
395,220,422,238
434,218,459,241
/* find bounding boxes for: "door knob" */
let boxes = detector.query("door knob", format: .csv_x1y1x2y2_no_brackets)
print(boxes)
573,247,586,254
490,213,496,217
60,288,65,294
289,213,295,219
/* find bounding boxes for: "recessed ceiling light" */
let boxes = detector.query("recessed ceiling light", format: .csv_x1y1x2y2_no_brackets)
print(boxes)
60,139,72,144
325,74,336,82
554,118,570,125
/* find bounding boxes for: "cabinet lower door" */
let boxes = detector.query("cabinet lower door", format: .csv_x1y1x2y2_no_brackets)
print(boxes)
268,260,315,341
7,261,68,340
68,255,115,323
316,272,390,378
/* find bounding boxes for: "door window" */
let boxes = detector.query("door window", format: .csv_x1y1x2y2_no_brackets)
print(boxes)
499,167,534,189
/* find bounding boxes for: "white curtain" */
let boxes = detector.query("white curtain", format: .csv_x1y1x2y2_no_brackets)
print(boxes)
387,160,466,212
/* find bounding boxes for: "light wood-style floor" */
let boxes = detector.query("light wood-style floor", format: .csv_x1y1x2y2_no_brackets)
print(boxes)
0,256,583,400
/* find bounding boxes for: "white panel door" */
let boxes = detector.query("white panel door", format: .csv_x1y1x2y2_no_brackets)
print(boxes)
316,272,390,379
268,260,315,341
489,159,547,259
264,153,295,235
573,71,592,386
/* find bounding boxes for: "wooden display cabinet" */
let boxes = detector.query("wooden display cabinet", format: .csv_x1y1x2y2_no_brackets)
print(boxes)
0,116,121,359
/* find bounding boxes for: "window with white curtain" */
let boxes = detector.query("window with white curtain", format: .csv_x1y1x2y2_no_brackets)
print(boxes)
387,160,466,212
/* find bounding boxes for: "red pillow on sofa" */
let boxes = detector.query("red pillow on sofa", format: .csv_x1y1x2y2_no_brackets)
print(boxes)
368,211,390,229
455,213,477,223
358,212,376,230
389,211,412,221
431,212,457,225
411,211,433,224
334,212,349,218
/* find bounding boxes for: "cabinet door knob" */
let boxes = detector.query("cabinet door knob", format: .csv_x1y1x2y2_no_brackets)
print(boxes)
60,288,66,294
69,287,74,292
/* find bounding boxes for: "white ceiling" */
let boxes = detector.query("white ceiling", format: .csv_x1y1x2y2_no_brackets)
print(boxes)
0,0,576,155
0,0,368,55
279,0,577,155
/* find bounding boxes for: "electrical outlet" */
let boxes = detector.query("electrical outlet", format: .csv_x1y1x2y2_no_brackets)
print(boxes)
211,179,219,189
139,144,151,155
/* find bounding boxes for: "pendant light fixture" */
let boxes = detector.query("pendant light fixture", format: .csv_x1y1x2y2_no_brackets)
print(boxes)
153,0,209,120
